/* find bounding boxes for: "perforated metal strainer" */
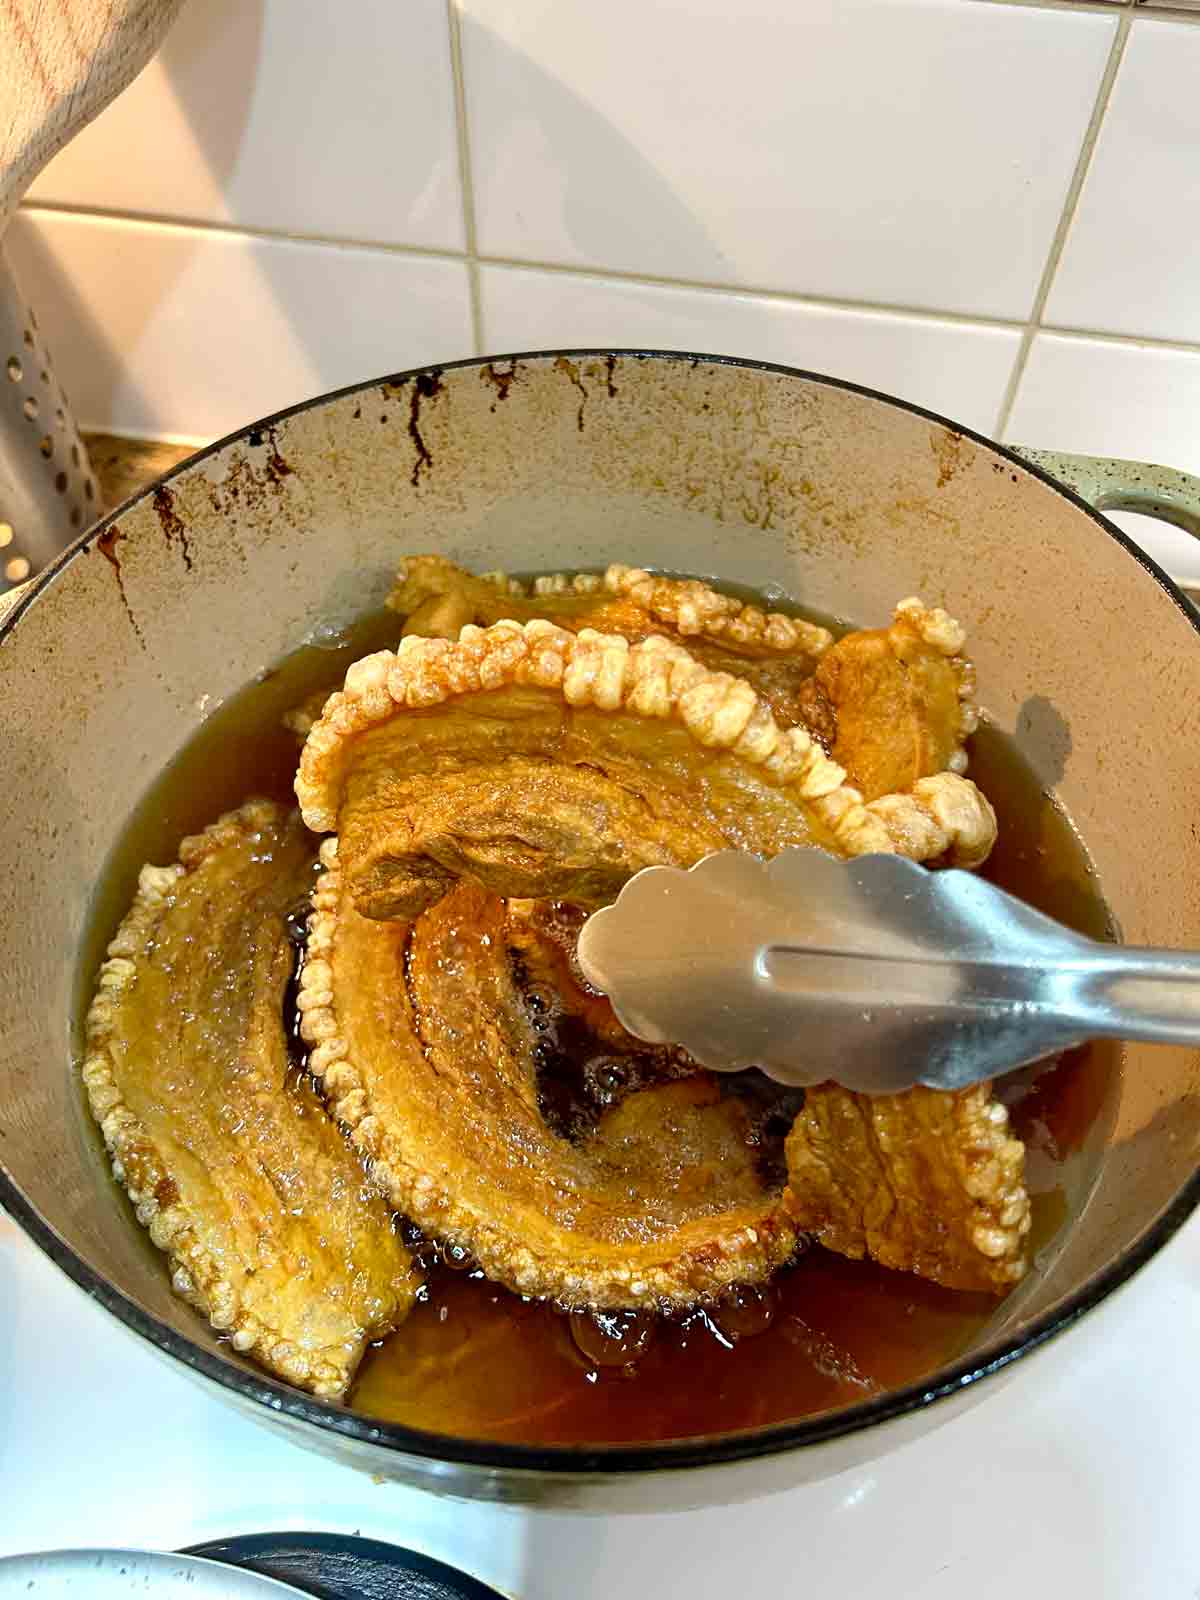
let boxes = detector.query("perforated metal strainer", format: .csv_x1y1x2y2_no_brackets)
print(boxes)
0,242,98,596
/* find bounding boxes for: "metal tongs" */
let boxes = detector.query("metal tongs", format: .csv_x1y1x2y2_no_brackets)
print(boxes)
576,849,1200,1094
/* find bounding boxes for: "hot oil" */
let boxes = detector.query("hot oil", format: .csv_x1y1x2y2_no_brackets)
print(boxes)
74,608,401,1003
970,722,1120,1226
350,1238,1000,1445
78,595,1119,1448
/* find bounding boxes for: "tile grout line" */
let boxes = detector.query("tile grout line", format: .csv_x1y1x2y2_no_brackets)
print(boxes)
1119,4,1200,17
18,198,474,262
467,253,1035,329
994,12,1131,440
972,0,1127,15
27,166,1200,360
976,0,1200,22
13,198,1027,330
445,0,484,357
1037,322,1200,355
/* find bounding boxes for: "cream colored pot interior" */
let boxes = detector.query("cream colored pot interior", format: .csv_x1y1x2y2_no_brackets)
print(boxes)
2,353,1199,1494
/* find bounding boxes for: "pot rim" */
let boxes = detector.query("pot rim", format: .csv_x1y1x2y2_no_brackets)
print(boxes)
4,347,1199,1479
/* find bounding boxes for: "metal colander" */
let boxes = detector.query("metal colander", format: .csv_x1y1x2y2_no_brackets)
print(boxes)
0,241,98,595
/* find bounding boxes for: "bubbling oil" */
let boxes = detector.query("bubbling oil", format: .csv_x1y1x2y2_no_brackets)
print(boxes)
77,597,1119,1447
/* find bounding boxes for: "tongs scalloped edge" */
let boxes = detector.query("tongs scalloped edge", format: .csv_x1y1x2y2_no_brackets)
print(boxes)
576,847,1200,1094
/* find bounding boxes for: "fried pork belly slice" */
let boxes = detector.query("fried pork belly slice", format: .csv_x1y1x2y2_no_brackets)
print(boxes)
795,599,978,800
388,555,833,730
82,800,419,1398
783,1083,1031,1293
295,622,997,921
299,864,799,1308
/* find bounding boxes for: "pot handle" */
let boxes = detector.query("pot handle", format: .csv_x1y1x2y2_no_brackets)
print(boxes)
1011,447,1200,540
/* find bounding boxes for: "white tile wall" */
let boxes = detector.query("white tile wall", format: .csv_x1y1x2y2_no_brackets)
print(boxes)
5,211,473,442
462,0,1115,320
27,0,465,252
1005,331,1200,580
480,265,1021,433
1007,334,1200,476
1046,20,1200,345
11,0,1200,581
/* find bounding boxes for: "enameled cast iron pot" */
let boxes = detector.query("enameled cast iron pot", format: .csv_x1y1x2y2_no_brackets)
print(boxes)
3,351,1200,1512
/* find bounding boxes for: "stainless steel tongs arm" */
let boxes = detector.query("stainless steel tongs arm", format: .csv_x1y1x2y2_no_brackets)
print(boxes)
760,941,1200,1047
579,849,1200,1094
1057,946,1200,1047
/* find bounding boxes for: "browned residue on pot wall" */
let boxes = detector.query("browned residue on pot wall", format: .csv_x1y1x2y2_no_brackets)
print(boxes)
265,427,293,482
406,371,444,487
151,484,193,571
554,356,590,431
482,361,519,407
931,427,967,490
94,525,145,644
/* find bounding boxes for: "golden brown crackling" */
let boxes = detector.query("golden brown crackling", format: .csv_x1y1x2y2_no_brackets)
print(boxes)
796,598,980,802
298,847,798,1309
389,554,833,659
82,800,419,1398
288,590,979,770
782,1082,1030,1293
295,621,996,920
389,556,836,732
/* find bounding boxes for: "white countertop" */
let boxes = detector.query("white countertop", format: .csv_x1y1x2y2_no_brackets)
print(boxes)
3,1202,1199,1598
